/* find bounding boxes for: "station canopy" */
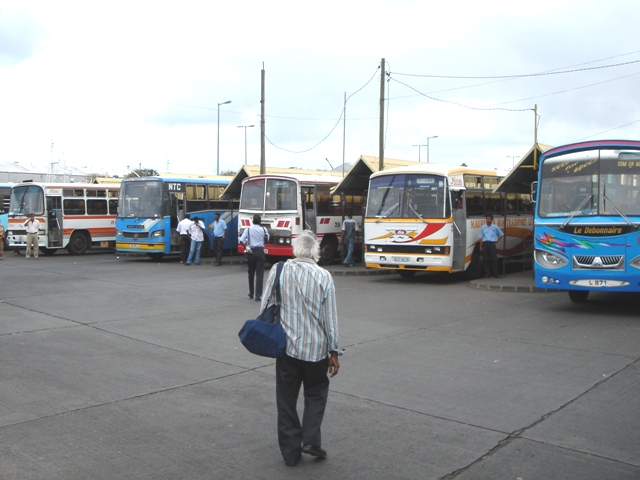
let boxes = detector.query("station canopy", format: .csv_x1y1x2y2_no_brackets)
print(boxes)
331,155,418,196
494,143,553,194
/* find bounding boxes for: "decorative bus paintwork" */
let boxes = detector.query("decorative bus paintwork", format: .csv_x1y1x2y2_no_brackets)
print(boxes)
115,176,238,258
7,182,120,255
533,140,640,302
238,173,363,264
364,164,533,277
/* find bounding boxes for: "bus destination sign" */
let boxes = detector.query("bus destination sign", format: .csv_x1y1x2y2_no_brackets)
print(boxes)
563,224,635,236
165,182,186,193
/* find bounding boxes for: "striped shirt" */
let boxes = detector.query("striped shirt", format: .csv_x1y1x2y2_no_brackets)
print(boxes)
262,257,339,362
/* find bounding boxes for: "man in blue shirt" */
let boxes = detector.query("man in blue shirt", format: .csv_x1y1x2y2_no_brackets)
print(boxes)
478,214,504,278
239,214,269,301
210,212,227,266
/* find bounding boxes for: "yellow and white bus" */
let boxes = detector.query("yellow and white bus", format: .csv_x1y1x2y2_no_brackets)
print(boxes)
364,164,533,277
7,182,120,255
238,173,363,264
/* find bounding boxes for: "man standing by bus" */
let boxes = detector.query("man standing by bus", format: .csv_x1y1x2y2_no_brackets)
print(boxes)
239,214,269,301
340,213,359,267
23,213,40,259
478,214,504,278
209,212,227,266
176,215,192,264
185,217,205,266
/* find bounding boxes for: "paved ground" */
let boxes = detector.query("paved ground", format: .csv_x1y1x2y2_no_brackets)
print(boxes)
0,251,638,479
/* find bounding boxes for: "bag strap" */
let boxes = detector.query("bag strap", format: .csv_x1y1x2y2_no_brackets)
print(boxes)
273,261,284,305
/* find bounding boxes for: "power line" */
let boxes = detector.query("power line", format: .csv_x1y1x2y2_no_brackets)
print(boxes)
390,58,640,80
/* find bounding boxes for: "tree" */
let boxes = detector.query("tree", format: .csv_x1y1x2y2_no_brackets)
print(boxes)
124,168,158,178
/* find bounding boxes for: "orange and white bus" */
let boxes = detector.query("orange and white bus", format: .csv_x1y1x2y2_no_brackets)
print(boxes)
364,164,533,277
238,173,363,264
7,182,120,255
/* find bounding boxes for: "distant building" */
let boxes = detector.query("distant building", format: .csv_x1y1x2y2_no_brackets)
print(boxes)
0,161,91,183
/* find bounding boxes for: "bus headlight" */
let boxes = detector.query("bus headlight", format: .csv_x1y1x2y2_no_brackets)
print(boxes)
534,249,568,269
151,229,165,238
629,256,640,269
116,230,122,237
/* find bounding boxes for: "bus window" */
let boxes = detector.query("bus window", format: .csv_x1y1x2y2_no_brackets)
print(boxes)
186,184,207,212
63,189,85,198
485,192,502,216
108,199,118,215
64,199,86,215
316,187,332,215
465,191,484,216
87,199,108,215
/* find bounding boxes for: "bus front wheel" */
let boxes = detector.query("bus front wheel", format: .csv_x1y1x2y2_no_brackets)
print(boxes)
568,290,589,303
67,231,90,255
319,237,338,265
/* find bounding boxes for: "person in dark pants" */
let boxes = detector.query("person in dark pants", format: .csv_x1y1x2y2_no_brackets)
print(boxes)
209,212,227,266
239,214,269,301
478,213,504,278
176,215,192,264
260,230,340,467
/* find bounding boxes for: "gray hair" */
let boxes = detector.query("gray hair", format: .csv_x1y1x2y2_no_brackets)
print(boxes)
292,230,320,261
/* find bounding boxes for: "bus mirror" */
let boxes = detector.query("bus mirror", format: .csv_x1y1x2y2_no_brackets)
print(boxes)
530,181,538,203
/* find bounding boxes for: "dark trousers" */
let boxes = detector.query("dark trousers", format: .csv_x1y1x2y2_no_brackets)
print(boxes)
276,355,330,462
213,236,224,264
482,241,499,277
180,235,191,263
247,248,266,298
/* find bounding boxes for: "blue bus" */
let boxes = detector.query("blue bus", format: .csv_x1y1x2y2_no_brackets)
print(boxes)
115,176,238,259
0,183,12,251
533,140,640,302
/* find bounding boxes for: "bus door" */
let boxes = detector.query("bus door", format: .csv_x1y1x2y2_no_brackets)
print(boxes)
47,196,63,248
451,189,466,270
302,186,316,233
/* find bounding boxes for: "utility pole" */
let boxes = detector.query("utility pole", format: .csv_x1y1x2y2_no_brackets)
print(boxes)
260,64,266,175
379,58,385,172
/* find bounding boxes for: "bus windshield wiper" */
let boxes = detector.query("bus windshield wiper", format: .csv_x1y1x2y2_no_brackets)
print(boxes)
561,194,593,229
408,203,426,223
603,195,638,228
375,202,398,223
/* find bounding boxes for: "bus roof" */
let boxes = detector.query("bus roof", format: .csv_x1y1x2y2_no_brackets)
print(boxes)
369,163,500,179
11,182,121,189
540,139,640,160
121,176,231,185
241,173,342,186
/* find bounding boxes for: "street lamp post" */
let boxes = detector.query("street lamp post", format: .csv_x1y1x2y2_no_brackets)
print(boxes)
217,100,232,175
507,155,520,169
426,135,438,164
237,125,255,165
412,144,427,162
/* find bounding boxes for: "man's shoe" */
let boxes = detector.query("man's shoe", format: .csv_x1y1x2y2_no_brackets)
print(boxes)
255,296,261,302
284,456,299,467
247,293,253,299
302,445,327,458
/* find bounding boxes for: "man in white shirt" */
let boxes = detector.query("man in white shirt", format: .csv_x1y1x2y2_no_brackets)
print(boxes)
23,213,40,259
185,217,205,265
176,215,192,264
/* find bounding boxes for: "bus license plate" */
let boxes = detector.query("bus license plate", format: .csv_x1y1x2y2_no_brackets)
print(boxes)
569,279,629,288
392,256,410,263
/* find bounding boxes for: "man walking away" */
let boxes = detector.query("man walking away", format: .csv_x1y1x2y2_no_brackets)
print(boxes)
239,214,269,301
176,214,192,264
209,212,227,266
340,213,359,267
261,230,340,467
23,213,40,259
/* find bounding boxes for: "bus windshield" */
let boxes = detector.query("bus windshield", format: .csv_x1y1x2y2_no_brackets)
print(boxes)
9,185,45,216
118,180,164,218
539,149,640,218
366,174,450,219
241,178,298,211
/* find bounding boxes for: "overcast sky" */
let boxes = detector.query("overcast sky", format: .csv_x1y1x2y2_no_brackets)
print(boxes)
1,0,639,177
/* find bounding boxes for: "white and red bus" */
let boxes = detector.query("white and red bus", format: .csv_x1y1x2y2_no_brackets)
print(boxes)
364,164,533,277
7,182,120,255
238,173,363,264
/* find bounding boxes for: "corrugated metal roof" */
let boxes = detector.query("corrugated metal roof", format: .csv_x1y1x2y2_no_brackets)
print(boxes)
331,156,418,195
494,144,553,194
